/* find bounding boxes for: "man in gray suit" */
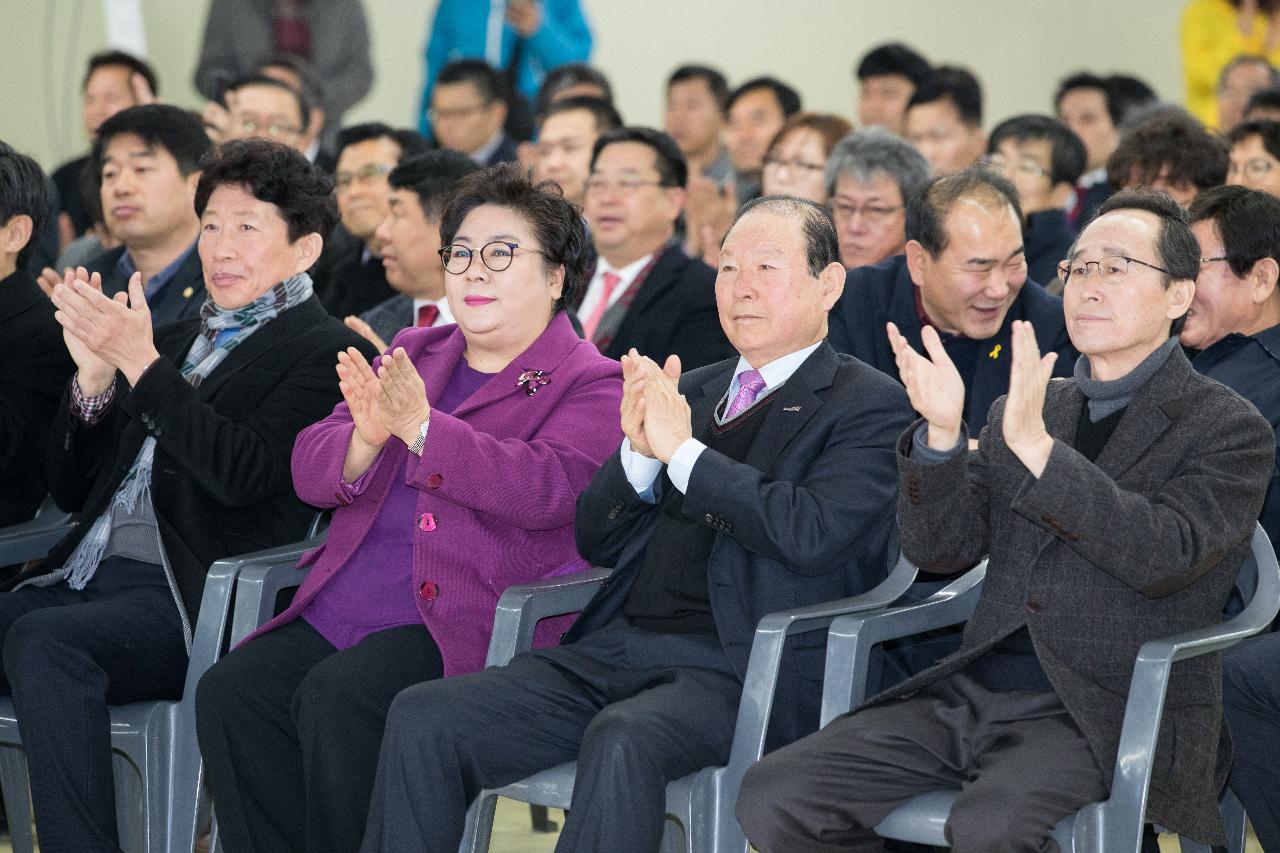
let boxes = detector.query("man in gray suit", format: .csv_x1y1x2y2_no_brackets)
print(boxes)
737,189,1275,852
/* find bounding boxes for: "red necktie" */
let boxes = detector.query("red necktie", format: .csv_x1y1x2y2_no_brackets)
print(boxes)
582,272,622,341
417,304,440,327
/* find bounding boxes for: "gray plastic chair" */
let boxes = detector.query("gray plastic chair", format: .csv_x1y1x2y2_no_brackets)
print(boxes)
820,523,1278,853
457,554,921,853
0,520,325,853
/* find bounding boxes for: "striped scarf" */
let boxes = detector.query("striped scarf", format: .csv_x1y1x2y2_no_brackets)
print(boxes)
54,273,314,590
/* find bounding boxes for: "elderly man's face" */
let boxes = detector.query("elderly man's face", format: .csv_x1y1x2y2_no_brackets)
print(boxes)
198,183,318,309
859,74,915,134
99,133,200,252
1182,218,1273,350
727,88,786,174
1057,87,1117,173
830,172,906,269
1064,209,1192,378
715,208,843,368
906,199,1027,340
1220,61,1276,133
905,99,985,176
335,136,401,245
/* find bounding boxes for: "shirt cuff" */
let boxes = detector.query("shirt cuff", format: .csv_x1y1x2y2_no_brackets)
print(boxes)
620,438,664,503
910,422,965,465
69,375,116,425
666,438,707,494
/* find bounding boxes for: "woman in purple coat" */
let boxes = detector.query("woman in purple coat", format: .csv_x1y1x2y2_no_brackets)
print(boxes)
196,163,623,853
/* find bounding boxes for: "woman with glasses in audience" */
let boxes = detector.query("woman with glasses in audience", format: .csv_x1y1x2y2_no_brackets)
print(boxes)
760,112,853,202
196,162,624,853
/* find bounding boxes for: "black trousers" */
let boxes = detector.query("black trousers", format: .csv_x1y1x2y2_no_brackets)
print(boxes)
736,672,1108,853
1224,632,1280,852
0,557,189,853
360,618,743,853
195,617,443,853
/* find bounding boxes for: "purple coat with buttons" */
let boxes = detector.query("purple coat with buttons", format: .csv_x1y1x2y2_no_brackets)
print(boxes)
243,312,624,676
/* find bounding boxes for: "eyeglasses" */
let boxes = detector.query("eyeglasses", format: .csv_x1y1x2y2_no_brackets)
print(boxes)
982,156,1050,179
763,155,825,175
429,103,490,123
335,163,394,189
829,201,904,224
236,117,302,139
438,241,548,274
1228,158,1277,183
583,176,670,195
1057,254,1171,286
1200,255,1230,271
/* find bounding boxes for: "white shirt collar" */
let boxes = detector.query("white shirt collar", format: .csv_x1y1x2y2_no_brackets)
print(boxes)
720,341,823,421
597,252,655,282
471,130,506,165
412,295,455,326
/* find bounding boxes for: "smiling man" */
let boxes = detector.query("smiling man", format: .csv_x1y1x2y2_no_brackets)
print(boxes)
51,105,211,325
828,168,1076,433
576,126,732,369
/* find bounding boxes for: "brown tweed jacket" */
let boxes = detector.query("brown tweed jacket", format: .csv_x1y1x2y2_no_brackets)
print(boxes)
877,346,1274,843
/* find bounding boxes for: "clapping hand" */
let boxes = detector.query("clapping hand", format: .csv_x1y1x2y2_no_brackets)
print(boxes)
887,321,966,450
51,268,159,389
376,347,431,447
337,347,391,450
343,315,389,353
1002,320,1057,477
636,354,690,464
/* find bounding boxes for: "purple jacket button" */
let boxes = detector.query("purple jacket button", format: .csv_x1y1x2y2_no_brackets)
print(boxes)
418,512,437,532
419,581,439,601
426,473,444,489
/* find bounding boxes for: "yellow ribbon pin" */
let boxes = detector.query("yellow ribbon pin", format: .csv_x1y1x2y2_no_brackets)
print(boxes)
988,344,1002,359
182,286,194,299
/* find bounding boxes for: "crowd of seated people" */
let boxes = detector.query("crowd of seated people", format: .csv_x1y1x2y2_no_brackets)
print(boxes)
5,13,1280,853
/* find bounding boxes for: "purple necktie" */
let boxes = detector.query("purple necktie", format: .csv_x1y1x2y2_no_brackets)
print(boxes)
725,369,766,419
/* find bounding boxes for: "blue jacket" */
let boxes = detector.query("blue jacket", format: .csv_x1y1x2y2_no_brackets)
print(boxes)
419,0,593,136
828,255,1077,433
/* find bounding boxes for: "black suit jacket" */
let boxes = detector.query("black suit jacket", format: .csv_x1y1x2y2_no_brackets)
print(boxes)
86,244,207,326
0,270,76,526
312,225,396,319
483,133,520,167
827,255,1077,432
579,245,734,370
17,296,377,643
569,343,913,744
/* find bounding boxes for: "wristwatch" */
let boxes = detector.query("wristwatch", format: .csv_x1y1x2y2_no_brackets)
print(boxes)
408,416,430,456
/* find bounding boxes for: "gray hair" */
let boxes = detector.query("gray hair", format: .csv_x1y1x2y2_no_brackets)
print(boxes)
824,127,930,205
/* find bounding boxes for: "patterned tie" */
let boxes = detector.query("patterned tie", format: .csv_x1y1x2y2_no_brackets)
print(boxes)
582,271,622,341
725,369,766,420
417,303,440,327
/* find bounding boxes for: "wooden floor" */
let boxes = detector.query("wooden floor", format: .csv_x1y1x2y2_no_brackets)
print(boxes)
0,800,1264,851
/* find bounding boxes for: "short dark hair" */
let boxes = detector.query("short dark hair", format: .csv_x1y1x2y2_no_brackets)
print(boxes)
1106,111,1228,193
855,43,932,85
0,141,53,269
92,104,212,179
590,127,688,189
1054,72,1117,124
225,73,311,130
667,65,730,113
1106,74,1159,125
536,63,614,119
439,163,591,312
987,114,1087,186
907,65,983,127
541,96,623,136
1229,118,1280,160
727,77,802,118
388,150,481,221
730,195,840,277
436,59,508,106
1094,189,1200,285
194,138,338,243
907,168,1022,258
254,52,325,110
83,50,159,96
1245,86,1280,117
335,122,432,161
1188,184,1280,277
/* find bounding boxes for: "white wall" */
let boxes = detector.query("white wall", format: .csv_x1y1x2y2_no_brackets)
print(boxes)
2,0,1185,171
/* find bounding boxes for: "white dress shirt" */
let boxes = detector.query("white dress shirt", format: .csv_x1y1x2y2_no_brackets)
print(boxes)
412,295,455,327
577,253,655,327
620,341,823,501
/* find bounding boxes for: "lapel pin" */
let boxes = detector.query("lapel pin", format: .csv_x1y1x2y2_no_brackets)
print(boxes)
783,405,802,412
988,344,1002,359
516,369,550,396
182,286,194,299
